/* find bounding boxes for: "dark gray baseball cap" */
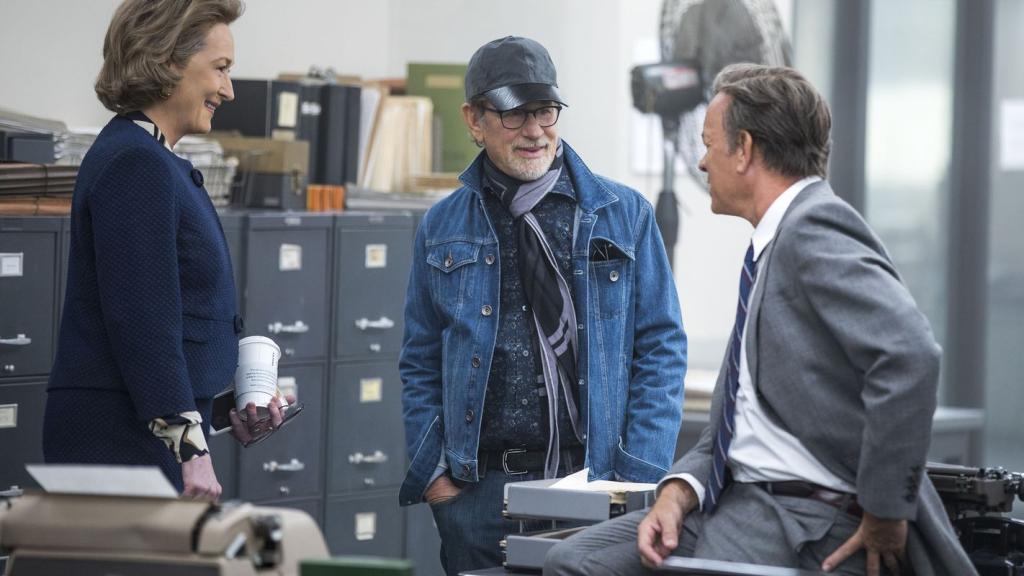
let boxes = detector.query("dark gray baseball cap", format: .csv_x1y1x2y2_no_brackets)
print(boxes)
465,36,568,112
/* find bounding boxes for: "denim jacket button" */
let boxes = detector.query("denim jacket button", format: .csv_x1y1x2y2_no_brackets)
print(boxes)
444,255,454,268
481,305,493,316
471,356,481,368
465,409,475,423
609,270,620,282
485,254,495,265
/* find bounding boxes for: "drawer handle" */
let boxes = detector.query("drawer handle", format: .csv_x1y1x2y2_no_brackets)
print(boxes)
348,450,388,465
354,317,395,331
263,458,305,473
0,334,31,346
267,321,309,334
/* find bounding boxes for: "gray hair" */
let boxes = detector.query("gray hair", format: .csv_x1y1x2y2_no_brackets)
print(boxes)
712,63,831,179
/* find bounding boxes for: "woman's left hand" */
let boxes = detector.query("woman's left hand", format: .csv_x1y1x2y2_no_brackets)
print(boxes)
229,394,297,445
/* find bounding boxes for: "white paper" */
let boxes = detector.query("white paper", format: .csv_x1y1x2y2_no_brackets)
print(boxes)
365,244,387,269
359,377,383,403
1000,100,1024,171
279,243,302,271
0,403,17,428
355,511,377,541
27,464,179,498
550,468,657,493
1,253,24,277
277,91,299,128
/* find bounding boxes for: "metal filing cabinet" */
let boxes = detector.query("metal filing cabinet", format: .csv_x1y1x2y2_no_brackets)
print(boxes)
332,212,412,361
209,211,248,500
244,213,332,363
259,496,323,526
324,489,404,557
0,380,46,490
1,217,61,378
58,216,70,317
328,361,406,493
239,362,325,502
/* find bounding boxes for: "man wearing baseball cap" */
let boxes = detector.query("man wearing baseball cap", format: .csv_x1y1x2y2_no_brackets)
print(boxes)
399,36,687,575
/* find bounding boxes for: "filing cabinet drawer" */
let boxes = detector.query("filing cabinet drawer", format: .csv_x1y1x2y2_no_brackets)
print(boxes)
324,489,403,557
58,216,70,316
1,218,60,378
238,363,325,501
216,210,247,309
0,380,46,490
328,362,405,493
209,430,238,500
244,213,332,362
256,496,323,526
333,213,412,361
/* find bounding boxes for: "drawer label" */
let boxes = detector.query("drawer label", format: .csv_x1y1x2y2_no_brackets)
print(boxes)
277,376,298,401
277,91,298,128
359,378,383,403
355,511,377,541
279,243,302,271
365,244,387,269
1,253,23,277
0,404,17,428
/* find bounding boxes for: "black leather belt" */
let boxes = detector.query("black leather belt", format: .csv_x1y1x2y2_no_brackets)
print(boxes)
481,446,585,476
754,481,863,517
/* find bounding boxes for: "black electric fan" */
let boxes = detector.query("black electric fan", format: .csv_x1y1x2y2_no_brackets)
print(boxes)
631,0,792,267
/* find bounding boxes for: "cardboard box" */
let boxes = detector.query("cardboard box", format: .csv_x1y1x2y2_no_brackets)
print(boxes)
210,135,309,176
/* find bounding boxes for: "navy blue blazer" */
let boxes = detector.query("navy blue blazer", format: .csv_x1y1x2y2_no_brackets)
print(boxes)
44,115,240,486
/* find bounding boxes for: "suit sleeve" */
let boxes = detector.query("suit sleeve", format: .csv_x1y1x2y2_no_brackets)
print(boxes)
618,200,687,482
88,147,195,422
788,201,940,519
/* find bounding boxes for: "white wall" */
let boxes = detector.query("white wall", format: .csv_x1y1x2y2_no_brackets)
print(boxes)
0,0,801,371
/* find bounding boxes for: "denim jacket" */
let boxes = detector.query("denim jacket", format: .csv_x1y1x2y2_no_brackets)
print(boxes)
399,141,687,505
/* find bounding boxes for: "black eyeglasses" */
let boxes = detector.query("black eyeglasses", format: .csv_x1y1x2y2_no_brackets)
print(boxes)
482,105,562,129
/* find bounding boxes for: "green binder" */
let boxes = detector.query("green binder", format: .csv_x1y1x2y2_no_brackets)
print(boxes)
301,556,414,576
406,63,477,173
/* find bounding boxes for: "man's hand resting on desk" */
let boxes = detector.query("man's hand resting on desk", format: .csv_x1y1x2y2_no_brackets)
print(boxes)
637,478,699,567
424,473,462,505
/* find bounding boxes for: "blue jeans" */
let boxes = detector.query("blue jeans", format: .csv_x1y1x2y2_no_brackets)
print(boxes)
429,460,583,576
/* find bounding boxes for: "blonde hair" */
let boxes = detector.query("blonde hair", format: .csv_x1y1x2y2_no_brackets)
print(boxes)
95,0,243,113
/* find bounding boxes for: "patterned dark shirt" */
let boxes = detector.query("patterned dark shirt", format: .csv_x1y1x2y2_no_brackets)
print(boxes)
479,169,583,451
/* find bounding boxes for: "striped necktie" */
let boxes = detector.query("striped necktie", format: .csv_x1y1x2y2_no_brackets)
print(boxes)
704,243,758,514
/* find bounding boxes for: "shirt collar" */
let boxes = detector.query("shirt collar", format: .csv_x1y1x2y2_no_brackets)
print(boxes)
124,111,174,152
750,175,822,261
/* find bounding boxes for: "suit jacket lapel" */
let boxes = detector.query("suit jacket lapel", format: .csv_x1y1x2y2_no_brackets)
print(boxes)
744,180,831,392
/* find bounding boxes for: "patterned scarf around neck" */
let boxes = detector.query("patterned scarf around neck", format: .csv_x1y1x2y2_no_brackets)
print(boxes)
482,142,584,479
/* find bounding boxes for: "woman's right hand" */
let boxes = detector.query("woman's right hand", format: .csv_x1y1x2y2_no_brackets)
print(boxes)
182,453,222,500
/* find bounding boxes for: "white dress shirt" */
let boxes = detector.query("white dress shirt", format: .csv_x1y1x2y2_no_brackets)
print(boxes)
667,176,855,506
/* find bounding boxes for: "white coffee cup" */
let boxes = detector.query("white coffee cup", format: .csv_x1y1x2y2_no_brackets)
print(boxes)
234,336,285,420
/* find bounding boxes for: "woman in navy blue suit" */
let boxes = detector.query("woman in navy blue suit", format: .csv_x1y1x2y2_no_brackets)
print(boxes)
44,0,283,498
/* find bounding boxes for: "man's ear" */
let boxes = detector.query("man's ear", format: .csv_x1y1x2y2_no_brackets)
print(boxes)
735,129,755,173
462,103,484,146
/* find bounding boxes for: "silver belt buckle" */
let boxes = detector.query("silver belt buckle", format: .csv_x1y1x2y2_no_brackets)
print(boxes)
502,448,528,476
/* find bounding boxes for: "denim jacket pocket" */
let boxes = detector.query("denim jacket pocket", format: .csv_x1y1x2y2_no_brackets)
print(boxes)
426,240,482,306
589,236,634,320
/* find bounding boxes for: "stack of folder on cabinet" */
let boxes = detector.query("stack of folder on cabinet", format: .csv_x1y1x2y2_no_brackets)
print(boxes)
0,162,77,215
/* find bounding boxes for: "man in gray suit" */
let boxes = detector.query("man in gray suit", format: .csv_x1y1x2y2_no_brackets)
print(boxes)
544,64,976,576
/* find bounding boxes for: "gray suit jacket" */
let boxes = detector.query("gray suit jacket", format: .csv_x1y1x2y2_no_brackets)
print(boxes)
673,181,975,574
